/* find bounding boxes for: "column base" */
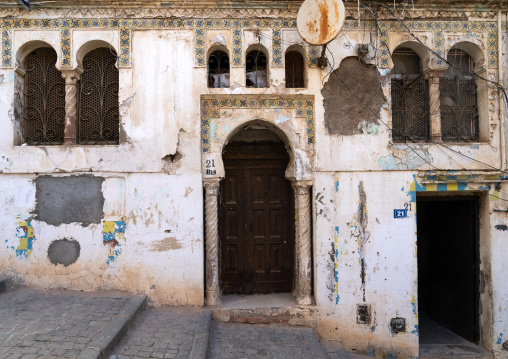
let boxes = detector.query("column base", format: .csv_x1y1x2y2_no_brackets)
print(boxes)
205,290,222,306
296,294,312,306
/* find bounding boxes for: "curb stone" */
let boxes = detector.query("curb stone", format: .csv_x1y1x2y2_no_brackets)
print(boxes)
190,310,213,359
76,295,148,359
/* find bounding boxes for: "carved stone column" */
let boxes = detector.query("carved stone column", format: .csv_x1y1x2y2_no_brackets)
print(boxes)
292,180,313,305
61,69,82,145
204,179,222,305
426,70,444,142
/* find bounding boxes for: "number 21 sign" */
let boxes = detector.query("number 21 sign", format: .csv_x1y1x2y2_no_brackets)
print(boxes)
394,209,407,218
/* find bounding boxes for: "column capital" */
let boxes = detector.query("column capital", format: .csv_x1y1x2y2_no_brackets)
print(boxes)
291,180,313,191
61,68,83,85
203,179,220,195
424,69,445,84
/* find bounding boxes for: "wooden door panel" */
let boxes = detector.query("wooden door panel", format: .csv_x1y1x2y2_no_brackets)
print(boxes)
220,158,293,294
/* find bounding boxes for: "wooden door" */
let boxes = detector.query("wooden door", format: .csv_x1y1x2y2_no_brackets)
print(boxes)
220,158,294,294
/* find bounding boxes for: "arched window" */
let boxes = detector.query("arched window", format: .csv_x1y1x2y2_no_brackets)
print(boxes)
246,49,268,88
440,48,478,141
285,50,304,88
78,47,119,144
23,47,65,145
208,50,230,88
390,47,429,142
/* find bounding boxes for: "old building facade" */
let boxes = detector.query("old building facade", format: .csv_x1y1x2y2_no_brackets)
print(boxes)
1,0,507,357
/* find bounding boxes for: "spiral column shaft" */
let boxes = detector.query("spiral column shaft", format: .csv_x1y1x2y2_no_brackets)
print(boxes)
61,70,81,145
426,70,444,142
204,179,221,305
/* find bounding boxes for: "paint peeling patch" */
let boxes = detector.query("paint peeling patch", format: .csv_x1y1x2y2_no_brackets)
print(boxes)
224,125,231,134
411,295,418,318
150,237,182,251
496,333,503,345
378,147,432,170
356,182,368,302
103,217,126,265
150,285,156,290
335,179,339,192
495,225,507,231
470,145,479,149
276,114,291,124
361,121,379,135
107,244,122,266
497,333,503,344
10,217,37,259
411,325,419,335
334,226,340,304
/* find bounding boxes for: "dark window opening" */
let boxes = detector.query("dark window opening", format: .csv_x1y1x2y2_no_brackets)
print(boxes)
208,50,230,88
285,51,304,88
390,47,429,142
23,47,65,145
440,49,478,142
246,50,268,88
78,47,119,145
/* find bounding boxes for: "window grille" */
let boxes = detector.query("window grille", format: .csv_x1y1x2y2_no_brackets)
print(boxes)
391,75,430,142
208,50,230,88
440,49,478,142
285,51,304,88
78,47,119,145
23,47,65,145
246,50,268,88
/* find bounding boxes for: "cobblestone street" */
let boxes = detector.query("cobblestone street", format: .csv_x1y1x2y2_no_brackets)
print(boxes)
207,322,329,359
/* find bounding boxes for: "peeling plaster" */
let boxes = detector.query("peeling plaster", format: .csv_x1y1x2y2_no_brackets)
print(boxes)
6,217,37,259
149,237,183,251
378,147,432,170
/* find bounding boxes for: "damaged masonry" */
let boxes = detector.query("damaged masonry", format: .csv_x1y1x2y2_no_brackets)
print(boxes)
0,0,508,358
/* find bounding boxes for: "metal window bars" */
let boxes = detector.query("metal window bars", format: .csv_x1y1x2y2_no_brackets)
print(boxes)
78,47,119,145
246,50,268,88
439,75,479,142
391,75,430,142
23,48,66,145
208,50,230,88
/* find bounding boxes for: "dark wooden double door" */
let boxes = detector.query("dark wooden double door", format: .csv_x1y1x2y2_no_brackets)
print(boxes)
219,158,294,294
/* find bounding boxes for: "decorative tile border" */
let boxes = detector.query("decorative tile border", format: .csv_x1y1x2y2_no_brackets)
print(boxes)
201,95,315,153
1,18,498,69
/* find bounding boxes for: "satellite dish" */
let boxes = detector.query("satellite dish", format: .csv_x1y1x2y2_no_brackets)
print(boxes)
296,0,345,46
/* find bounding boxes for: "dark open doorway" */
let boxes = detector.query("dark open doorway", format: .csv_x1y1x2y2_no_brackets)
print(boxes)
417,196,480,345
219,123,294,295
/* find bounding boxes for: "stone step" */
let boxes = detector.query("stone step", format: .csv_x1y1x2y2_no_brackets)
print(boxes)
420,344,494,359
211,293,317,327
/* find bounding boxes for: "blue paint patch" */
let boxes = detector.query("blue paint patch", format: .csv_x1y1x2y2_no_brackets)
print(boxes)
335,294,340,304
103,232,116,242
411,325,419,335
210,119,218,141
386,353,398,359
335,226,339,235
478,184,490,190
336,181,339,192
458,183,468,191
367,349,376,357
497,333,503,344
470,145,479,149
8,73,14,82
371,326,376,332
276,114,290,124
378,149,432,170
224,125,231,134
150,285,156,290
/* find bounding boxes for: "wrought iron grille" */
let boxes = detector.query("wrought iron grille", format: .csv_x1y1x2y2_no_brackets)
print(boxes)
391,75,429,142
208,50,230,88
285,51,304,88
246,50,268,88
78,47,119,145
440,75,478,141
23,48,65,145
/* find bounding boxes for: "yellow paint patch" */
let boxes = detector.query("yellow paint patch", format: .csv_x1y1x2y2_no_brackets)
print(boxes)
103,221,115,233
447,183,458,191
409,181,416,192
426,184,437,192
27,227,34,238
17,238,27,250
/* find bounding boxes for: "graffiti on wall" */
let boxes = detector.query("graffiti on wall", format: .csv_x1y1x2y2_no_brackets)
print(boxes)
103,217,126,265
5,217,37,259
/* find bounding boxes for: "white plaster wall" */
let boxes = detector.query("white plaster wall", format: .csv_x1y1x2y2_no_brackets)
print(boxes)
314,171,419,357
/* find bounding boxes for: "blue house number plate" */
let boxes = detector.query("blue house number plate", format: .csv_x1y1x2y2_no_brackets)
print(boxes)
394,209,407,218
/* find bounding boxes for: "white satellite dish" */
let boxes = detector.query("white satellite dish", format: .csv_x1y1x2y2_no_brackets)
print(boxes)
297,0,345,46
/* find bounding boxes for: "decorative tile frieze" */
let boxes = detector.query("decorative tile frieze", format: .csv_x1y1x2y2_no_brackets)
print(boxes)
201,95,315,153
1,18,499,70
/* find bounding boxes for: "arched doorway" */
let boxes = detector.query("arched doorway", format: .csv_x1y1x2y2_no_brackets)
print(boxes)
219,122,294,294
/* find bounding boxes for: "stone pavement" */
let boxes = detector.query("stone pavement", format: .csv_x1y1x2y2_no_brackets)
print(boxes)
0,286,146,359
109,307,211,359
207,322,330,359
